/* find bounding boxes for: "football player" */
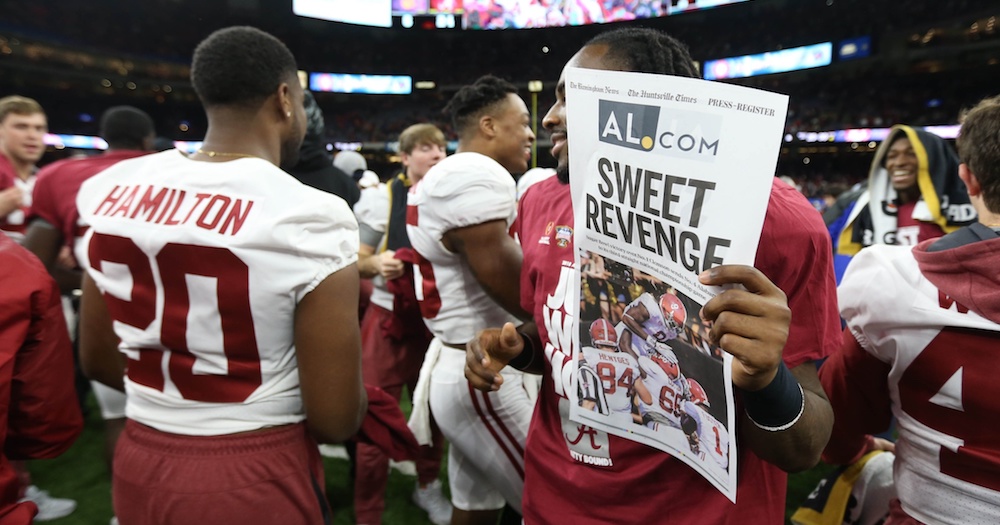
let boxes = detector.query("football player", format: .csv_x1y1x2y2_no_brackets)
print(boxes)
406,75,535,523
77,27,365,525
686,378,731,471
821,96,1000,524
619,291,687,361
579,319,648,427
0,96,46,242
352,124,450,525
635,350,690,431
22,106,155,481
465,27,839,525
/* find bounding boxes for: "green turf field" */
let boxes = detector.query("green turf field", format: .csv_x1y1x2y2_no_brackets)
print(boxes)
27,394,835,524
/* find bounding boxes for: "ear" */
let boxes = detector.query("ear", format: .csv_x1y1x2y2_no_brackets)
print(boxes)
478,113,497,139
276,82,293,120
959,163,981,197
400,151,411,168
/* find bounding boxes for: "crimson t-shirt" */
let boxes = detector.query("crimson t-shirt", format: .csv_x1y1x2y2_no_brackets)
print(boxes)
515,176,840,524
29,150,149,248
894,200,945,246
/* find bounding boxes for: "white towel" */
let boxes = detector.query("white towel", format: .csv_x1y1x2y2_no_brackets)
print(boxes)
408,337,443,445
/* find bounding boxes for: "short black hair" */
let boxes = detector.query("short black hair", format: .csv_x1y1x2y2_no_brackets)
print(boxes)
191,26,298,109
585,27,699,79
443,75,519,137
99,106,154,150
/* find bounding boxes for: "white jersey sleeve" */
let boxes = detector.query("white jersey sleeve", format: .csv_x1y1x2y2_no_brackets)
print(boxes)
351,182,394,309
838,245,1000,524
406,152,519,343
77,150,358,436
353,183,389,240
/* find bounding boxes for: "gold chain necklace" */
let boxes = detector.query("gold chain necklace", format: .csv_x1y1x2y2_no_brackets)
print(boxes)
197,148,257,159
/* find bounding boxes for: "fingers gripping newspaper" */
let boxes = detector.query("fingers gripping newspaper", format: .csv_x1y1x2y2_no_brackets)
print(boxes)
567,68,788,502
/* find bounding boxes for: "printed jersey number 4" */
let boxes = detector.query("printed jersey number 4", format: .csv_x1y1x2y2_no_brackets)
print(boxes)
898,326,1000,492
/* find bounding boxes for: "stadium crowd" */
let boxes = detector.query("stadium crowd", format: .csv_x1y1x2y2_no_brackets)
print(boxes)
1,1,1000,525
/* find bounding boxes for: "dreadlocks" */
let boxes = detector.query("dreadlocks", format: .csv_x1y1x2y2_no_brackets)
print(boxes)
585,27,699,79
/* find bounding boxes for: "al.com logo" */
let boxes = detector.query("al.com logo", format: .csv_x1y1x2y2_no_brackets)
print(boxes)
597,100,722,162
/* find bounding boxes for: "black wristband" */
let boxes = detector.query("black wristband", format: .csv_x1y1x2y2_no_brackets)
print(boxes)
507,331,537,371
741,362,805,432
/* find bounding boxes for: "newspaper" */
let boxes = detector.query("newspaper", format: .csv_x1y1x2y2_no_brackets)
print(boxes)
566,67,789,502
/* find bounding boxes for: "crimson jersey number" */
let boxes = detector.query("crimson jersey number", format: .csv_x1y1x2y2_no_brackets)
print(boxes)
658,384,680,414
596,362,634,395
898,326,1000,492
89,233,262,403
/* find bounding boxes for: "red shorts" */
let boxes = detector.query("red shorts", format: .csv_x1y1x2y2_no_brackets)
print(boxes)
113,420,329,525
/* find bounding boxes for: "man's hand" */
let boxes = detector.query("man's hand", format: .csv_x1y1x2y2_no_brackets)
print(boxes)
868,436,896,454
56,245,78,270
0,186,24,217
699,265,790,392
374,249,405,280
465,322,523,392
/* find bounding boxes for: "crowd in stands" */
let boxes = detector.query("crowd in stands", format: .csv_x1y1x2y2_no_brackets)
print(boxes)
0,0,995,149
3,4,1000,523
3,0,997,77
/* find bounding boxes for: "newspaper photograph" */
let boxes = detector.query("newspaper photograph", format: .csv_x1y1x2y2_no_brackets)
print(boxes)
566,67,789,502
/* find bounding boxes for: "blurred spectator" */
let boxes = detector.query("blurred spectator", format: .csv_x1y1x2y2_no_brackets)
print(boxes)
0,96,47,242
0,234,83,524
286,91,361,206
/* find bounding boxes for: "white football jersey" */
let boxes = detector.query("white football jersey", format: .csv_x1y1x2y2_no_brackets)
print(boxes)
77,150,359,436
625,293,672,357
582,346,639,424
692,403,729,470
406,152,519,343
636,354,688,430
840,245,1000,524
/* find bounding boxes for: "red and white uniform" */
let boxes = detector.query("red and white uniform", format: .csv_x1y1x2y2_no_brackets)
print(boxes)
407,152,532,513
77,150,358,436
692,402,730,471
580,346,638,425
821,227,1000,524
31,150,149,261
31,150,150,421
517,177,840,524
407,152,521,342
624,292,675,357
635,353,688,430
353,179,444,524
0,151,34,242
